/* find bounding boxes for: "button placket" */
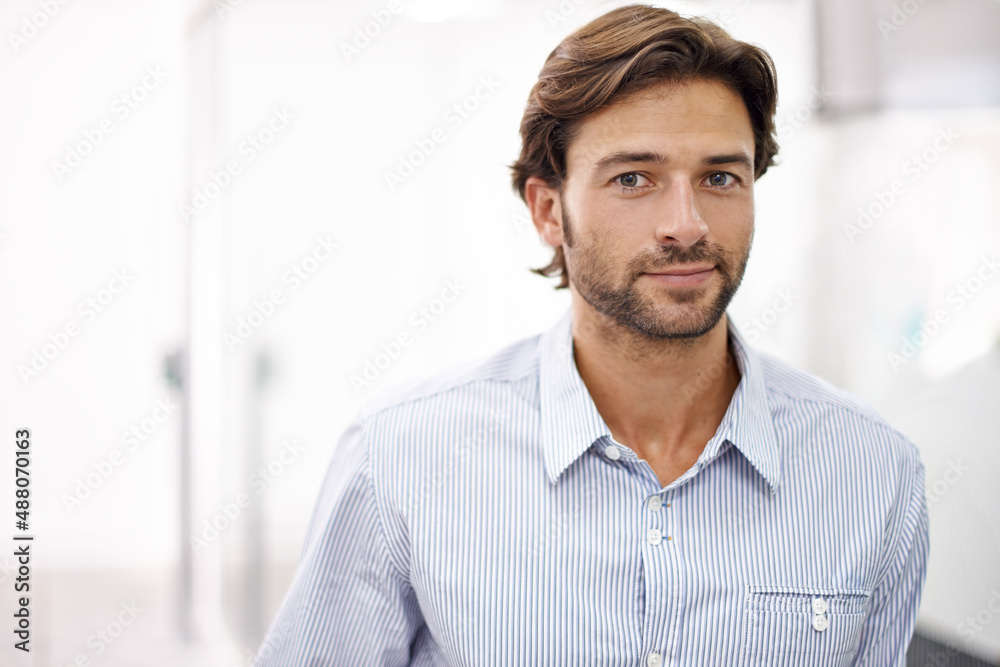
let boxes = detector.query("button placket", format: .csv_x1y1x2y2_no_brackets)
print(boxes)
639,490,671,666
645,493,665,546
812,613,829,632
647,493,673,545
812,596,829,632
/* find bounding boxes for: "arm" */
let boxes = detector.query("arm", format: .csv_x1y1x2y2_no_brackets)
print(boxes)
255,419,423,666
851,445,930,666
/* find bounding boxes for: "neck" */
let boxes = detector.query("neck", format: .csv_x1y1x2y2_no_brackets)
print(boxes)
570,295,741,474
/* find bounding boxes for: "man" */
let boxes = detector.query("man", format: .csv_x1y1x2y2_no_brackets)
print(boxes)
256,5,928,665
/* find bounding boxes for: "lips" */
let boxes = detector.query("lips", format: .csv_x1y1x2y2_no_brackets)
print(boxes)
644,265,715,276
641,265,716,286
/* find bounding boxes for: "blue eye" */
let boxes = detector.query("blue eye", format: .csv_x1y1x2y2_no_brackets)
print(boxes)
615,172,647,190
706,172,737,187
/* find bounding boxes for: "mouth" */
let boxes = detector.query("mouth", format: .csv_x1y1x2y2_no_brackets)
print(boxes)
641,265,716,286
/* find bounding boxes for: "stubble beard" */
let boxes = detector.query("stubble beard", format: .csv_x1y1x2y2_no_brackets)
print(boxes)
562,204,752,341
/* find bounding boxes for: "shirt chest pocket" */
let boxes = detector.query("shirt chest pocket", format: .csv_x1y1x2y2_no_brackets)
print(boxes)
738,586,871,667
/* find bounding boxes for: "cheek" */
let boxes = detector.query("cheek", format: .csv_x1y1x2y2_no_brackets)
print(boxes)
569,213,633,257
564,211,621,266
573,196,645,245
701,197,754,239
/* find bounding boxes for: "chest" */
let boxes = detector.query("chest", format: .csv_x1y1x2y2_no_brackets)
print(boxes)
402,450,881,666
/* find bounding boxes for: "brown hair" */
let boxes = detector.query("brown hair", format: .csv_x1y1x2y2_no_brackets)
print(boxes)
510,4,779,288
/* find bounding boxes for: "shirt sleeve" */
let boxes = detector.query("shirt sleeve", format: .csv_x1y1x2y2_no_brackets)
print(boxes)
254,418,424,666
851,444,930,666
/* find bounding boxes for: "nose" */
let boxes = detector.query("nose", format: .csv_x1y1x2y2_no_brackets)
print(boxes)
655,179,709,247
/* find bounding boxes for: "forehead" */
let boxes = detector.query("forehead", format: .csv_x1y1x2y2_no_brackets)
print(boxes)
565,78,754,168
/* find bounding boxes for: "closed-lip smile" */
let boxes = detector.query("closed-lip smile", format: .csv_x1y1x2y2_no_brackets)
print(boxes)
644,265,715,276
642,265,716,286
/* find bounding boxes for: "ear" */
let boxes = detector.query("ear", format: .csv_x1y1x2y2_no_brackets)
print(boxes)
524,176,565,248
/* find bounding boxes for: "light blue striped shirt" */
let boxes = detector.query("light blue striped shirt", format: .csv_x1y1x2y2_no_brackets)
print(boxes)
256,308,929,666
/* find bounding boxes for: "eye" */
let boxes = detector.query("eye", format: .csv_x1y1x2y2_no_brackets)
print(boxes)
705,172,739,188
613,172,650,190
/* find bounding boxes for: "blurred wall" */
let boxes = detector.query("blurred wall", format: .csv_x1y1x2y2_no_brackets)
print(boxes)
1,0,998,664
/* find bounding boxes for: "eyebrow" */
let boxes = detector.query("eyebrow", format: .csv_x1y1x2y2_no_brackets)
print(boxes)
704,152,754,171
592,150,754,172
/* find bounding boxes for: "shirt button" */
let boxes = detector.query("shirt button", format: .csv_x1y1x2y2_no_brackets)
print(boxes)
812,597,828,615
604,445,621,461
647,652,662,667
647,529,662,546
812,614,829,632
648,496,663,512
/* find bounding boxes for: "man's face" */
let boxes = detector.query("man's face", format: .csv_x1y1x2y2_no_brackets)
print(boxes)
557,78,756,340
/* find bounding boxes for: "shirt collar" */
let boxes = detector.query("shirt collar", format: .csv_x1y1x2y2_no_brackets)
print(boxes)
538,308,781,491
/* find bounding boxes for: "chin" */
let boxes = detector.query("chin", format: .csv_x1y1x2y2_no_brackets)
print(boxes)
611,299,727,340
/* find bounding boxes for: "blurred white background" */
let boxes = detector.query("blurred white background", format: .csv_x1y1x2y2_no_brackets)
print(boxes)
1,0,998,665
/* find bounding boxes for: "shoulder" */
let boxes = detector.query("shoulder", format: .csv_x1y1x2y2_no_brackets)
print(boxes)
347,331,543,530
755,349,922,467
356,330,542,426
751,350,927,559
